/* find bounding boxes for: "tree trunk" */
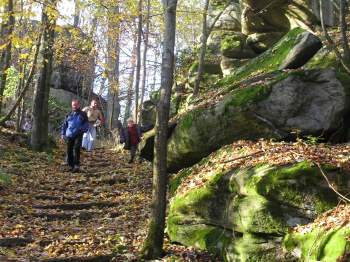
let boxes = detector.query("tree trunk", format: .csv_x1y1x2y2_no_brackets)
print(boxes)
123,30,138,126
340,0,350,63
133,0,143,123
193,0,226,96
31,1,57,151
193,0,210,97
141,0,177,259
106,5,121,129
139,0,151,120
73,0,80,27
319,0,350,74
15,65,26,131
0,0,15,115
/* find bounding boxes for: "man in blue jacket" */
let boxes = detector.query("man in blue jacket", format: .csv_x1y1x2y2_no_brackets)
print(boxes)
61,99,89,172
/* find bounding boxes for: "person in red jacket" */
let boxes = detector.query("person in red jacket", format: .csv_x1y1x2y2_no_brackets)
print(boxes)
120,118,141,163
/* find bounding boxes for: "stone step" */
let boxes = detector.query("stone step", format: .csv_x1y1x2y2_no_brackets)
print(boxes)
32,201,119,210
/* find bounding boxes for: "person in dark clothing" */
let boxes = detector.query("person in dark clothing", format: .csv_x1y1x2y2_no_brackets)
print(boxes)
120,118,142,163
61,99,89,172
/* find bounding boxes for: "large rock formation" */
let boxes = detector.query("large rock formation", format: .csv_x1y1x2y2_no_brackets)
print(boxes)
204,0,327,76
168,159,350,261
50,26,96,105
140,28,338,172
166,68,346,172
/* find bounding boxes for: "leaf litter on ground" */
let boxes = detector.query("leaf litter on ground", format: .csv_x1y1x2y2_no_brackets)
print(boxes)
0,129,213,261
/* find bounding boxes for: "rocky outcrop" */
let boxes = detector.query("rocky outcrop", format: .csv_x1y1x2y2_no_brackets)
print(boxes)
219,28,322,78
168,160,349,261
140,28,330,172
279,31,322,69
205,0,324,75
50,26,95,103
166,69,346,172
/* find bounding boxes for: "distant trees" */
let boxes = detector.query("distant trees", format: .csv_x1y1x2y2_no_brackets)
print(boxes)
0,0,15,115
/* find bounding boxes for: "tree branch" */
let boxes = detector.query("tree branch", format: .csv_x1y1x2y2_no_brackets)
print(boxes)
0,33,42,126
315,162,350,203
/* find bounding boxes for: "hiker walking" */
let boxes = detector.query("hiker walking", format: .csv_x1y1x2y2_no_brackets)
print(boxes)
120,118,142,163
82,99,104,152
61,99,89,172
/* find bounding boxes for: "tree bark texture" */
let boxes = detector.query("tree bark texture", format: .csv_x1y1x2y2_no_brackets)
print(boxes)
340,0,350,62
123,30,138,126
73,0,81,27
31,1,57,151
319,0,350,74
141,0,177,259
106,5,121,129
0,0,15,115
133,0,143,123
193,0,209,97
139,0,151,120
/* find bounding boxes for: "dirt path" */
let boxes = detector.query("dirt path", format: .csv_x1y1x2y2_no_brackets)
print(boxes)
0,131,214,261
0,135,155,261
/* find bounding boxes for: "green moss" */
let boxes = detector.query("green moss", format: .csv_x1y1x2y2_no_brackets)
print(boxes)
168,159,347,261
0,170,11,186
217,27,305,89
220,35,243,53
179,108,203,130
306,48,338,69
169,168,192,195
252,161,337,214
224,84,272,109
167,223,232,259
232,233,284,262
284,226,350,261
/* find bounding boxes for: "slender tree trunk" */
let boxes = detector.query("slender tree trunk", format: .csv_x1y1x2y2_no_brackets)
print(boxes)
73,0,80,27
15,66,25,132
31,1,57,151
123,30,138,125
340,0,350,62
0,0,15,115
141,0,177,259
193,0,210,97
107,5,121,129
320,0,350,74
87,16,98,105
134,0,143,123
139,0,151,120
193,0,226,96
1,33,42,126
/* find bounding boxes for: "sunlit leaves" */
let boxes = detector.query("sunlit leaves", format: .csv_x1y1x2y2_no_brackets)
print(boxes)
3,67,19,99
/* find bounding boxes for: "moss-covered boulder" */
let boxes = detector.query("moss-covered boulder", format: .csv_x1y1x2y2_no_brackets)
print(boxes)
241,0,317,52
219,28,321,87
284,225,350,261
220,57,247,76
168,161,347,261
220,34,256,59
166,68,346,172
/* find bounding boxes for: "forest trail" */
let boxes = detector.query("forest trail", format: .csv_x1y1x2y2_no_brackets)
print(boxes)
0,131,213,261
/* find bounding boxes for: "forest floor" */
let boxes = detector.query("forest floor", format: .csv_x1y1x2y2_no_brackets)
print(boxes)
0,129,213,262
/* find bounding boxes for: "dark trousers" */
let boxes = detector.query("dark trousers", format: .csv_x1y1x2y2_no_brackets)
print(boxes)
130,144,137,161
66,135,83,168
